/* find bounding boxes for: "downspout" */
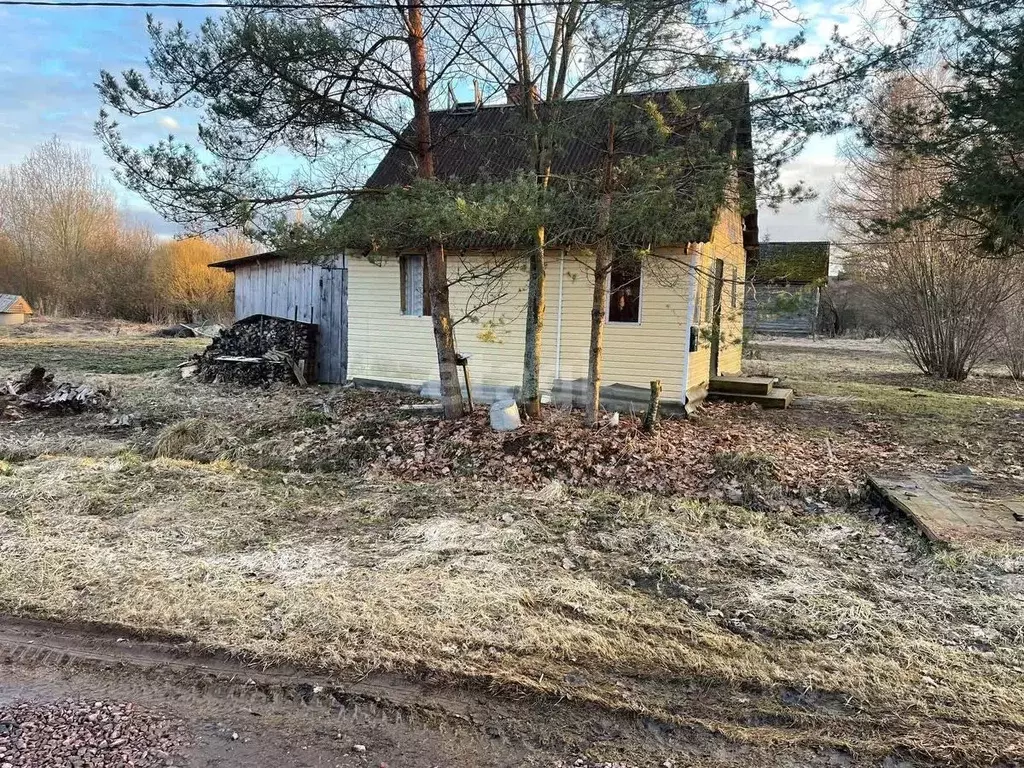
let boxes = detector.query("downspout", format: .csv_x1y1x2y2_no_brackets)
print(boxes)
681,245,698,406
554,248,565,380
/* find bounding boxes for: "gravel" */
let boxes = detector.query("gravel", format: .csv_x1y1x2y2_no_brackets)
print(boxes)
0,699,188,767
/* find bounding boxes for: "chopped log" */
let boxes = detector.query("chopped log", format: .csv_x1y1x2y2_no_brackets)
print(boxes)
193,314,317,386
1,367,110,416
643,379,662,433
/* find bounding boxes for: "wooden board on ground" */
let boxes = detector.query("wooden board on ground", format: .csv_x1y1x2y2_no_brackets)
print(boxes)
869,472,1024,546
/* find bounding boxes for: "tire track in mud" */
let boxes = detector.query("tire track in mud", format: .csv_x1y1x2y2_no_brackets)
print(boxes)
0,615,508,743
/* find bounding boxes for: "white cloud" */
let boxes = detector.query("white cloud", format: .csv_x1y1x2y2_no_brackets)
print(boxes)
158,115,179,131
759,135,848,243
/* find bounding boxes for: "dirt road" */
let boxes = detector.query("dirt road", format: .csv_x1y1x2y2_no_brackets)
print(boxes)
0,617,568,767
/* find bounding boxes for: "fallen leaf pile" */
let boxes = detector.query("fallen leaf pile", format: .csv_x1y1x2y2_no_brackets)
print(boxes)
257,394,935,508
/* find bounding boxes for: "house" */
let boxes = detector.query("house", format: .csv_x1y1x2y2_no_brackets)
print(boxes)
212,83,760,411
0,295,33,326
744,241,830,337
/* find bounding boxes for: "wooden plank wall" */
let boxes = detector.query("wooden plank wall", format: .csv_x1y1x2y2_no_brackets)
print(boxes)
234,260,325,323
232,257,347,383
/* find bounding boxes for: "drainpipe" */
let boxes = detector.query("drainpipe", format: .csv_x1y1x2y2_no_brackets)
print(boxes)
554,249,565,380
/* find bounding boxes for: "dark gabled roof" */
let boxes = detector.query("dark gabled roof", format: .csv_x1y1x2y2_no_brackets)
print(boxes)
749,241,830,284
358,82,756,249
0,294,32,314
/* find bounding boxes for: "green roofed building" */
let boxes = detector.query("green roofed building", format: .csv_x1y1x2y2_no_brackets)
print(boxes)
744,241,830,337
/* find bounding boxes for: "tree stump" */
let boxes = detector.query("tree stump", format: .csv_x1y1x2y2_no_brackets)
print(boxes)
643,379,662,433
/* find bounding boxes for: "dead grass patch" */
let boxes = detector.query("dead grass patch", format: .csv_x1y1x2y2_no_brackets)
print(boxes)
152,419,232,462
1,455,1023,761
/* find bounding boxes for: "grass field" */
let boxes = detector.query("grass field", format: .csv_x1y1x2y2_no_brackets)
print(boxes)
2,321,1024,765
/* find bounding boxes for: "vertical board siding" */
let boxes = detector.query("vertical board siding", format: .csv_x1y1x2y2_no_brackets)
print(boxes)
318,267,348,383
231,257,346,383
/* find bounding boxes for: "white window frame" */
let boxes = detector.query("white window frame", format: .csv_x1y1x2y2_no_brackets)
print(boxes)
605,258,643,325
400,254,428,317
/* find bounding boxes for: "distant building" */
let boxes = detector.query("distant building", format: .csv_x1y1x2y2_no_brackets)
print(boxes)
0,294,33,326
744,242,830,337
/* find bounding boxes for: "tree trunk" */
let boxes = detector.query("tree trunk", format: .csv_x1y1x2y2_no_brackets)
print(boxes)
643,379,662,433
586,236,611,424
521,232,546,418
406,0,464,419
426,241,465,417
514,0,546,420
585,118,616,425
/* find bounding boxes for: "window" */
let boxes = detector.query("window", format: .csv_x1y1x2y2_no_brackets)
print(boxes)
400,255,431,316
607,255,642,324
730,266,739,309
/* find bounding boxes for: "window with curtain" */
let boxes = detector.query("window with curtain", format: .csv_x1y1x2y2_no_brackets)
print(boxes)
400,255,431,316
607,255,642,324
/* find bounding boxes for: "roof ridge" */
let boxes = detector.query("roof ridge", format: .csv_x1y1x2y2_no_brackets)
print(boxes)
431,81,749,116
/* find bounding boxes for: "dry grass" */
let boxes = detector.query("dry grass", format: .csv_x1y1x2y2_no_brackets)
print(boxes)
152,418,232,461
1,454,1023,761
3,325,1024,762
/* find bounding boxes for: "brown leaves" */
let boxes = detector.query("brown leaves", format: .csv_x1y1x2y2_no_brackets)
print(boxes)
362,402,909,504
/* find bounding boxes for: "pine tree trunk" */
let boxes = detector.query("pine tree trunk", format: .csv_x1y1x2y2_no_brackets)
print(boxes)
407,0,464,419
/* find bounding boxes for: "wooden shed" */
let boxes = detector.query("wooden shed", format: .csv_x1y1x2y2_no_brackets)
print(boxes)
0,294,33,326
744,242,830,337
208,252,348,384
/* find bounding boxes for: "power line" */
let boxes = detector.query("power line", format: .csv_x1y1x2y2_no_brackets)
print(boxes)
0,0,612,9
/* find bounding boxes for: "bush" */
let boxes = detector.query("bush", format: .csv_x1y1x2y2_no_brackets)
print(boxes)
997,296,1024,379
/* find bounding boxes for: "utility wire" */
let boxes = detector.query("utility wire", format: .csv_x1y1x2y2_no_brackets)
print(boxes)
0,0,613,8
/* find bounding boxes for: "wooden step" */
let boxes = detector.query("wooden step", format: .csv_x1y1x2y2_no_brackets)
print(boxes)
708,375,778,397
706,387,794,409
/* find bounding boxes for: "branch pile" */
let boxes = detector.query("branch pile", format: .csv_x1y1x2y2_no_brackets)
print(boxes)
1,366,111,417
194,314,317,386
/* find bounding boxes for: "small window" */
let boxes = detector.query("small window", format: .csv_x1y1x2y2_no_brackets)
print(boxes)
730,266,738,309
607,255,642,324
400,255,431,316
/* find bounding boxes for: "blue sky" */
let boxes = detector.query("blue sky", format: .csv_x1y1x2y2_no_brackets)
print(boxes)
0,1,873,242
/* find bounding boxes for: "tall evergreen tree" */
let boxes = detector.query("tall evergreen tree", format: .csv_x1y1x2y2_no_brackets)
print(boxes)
97,1,484,417
865,0,1024,254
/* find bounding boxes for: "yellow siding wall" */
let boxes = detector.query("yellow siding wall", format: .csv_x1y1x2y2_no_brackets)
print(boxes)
347,253,559,391
555,246,691,401
347,208,746,403
686,206,747,392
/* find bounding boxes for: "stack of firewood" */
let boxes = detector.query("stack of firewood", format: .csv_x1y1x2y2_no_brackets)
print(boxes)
194,314,317,386
1,366,111,418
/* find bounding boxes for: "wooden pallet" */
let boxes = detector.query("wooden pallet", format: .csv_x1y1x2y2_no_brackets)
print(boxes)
869,473,1024,546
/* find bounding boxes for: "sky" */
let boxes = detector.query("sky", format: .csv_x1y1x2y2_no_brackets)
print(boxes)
0,0,872,244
